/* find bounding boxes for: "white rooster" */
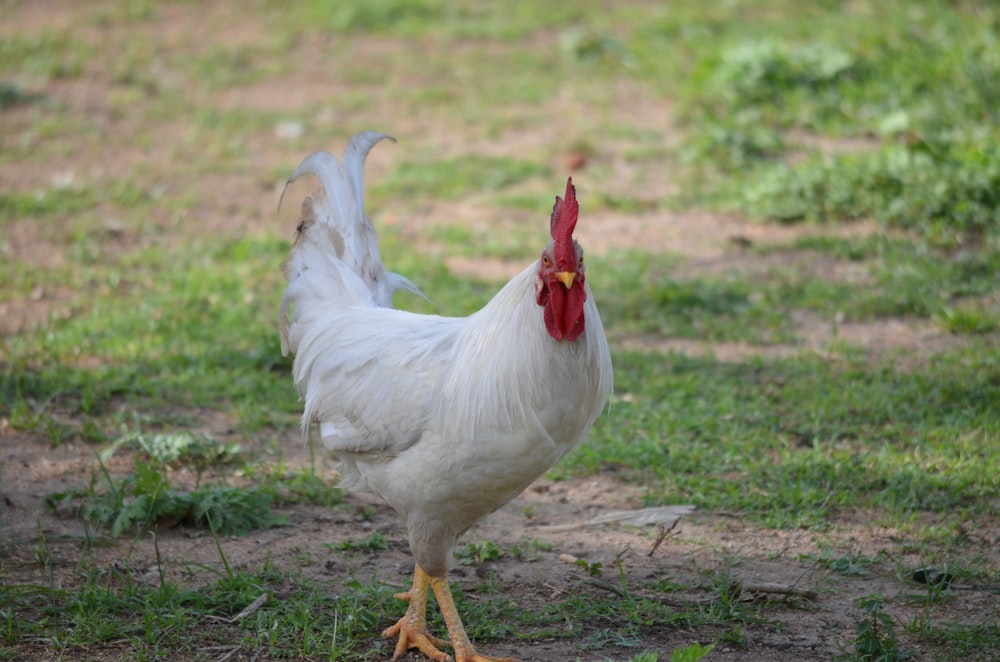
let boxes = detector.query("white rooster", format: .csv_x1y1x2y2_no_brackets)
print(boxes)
279,131,613,662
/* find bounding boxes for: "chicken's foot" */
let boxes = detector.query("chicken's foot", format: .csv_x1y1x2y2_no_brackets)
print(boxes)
427,573,520,662
383,565,451,661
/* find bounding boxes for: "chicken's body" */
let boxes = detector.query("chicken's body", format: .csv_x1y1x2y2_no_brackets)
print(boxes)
280,132,613,661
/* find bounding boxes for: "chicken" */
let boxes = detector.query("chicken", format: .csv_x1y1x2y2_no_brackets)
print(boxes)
279,131,613,662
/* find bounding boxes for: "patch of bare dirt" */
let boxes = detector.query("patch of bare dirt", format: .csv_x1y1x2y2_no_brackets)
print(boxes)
616,312,962,364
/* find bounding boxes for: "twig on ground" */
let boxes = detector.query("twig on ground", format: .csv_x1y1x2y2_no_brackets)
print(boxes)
198,645,241,662
647,519,681,556
581,577,629,598
733,580,818,601
204,593,270,624
232,592,269,621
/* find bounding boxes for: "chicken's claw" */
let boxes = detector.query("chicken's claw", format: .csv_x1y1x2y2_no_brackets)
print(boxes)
383,615,450,661
428,574,521,662
383,565,520,662
383,565,451,661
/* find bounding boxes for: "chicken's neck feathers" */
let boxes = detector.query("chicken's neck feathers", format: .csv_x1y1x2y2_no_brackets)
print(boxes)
439,264,613,445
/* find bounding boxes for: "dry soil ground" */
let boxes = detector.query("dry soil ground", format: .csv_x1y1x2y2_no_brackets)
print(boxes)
4,412,999,662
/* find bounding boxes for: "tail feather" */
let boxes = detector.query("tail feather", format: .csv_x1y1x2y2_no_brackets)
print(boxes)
342,130,394,208
279,132,424,357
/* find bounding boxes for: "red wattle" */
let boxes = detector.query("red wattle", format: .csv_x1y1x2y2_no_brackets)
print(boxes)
543,281,586,341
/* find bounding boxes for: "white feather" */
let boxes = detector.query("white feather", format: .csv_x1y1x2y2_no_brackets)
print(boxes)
279,133,613,576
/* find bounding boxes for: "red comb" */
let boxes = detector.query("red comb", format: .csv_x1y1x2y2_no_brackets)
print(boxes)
550,177,578,244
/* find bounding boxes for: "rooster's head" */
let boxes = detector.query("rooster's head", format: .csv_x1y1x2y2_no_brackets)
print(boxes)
536,177,586,341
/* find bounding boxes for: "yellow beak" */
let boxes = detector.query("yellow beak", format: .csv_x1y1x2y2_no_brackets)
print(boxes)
555,271,576,288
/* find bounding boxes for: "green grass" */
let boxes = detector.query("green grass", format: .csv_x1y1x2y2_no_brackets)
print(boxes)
3,0,1000,660
596,250,797,344
76,457,288,537
661,0,1000,253
375,155,551,203
0,31,88,81
842,594,912,661
0,549,728,661
734,144,1000,238
0,182,149,225
751,235,1000,323
562,346,1000,530
0,555,403,660
2,235,296,438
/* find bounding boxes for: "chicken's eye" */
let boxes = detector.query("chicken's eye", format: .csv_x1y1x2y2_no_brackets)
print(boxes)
578,256,584,266
541,255,551,266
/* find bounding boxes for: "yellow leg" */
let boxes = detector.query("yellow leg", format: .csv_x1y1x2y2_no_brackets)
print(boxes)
428,574,520,662
382,565,451,661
